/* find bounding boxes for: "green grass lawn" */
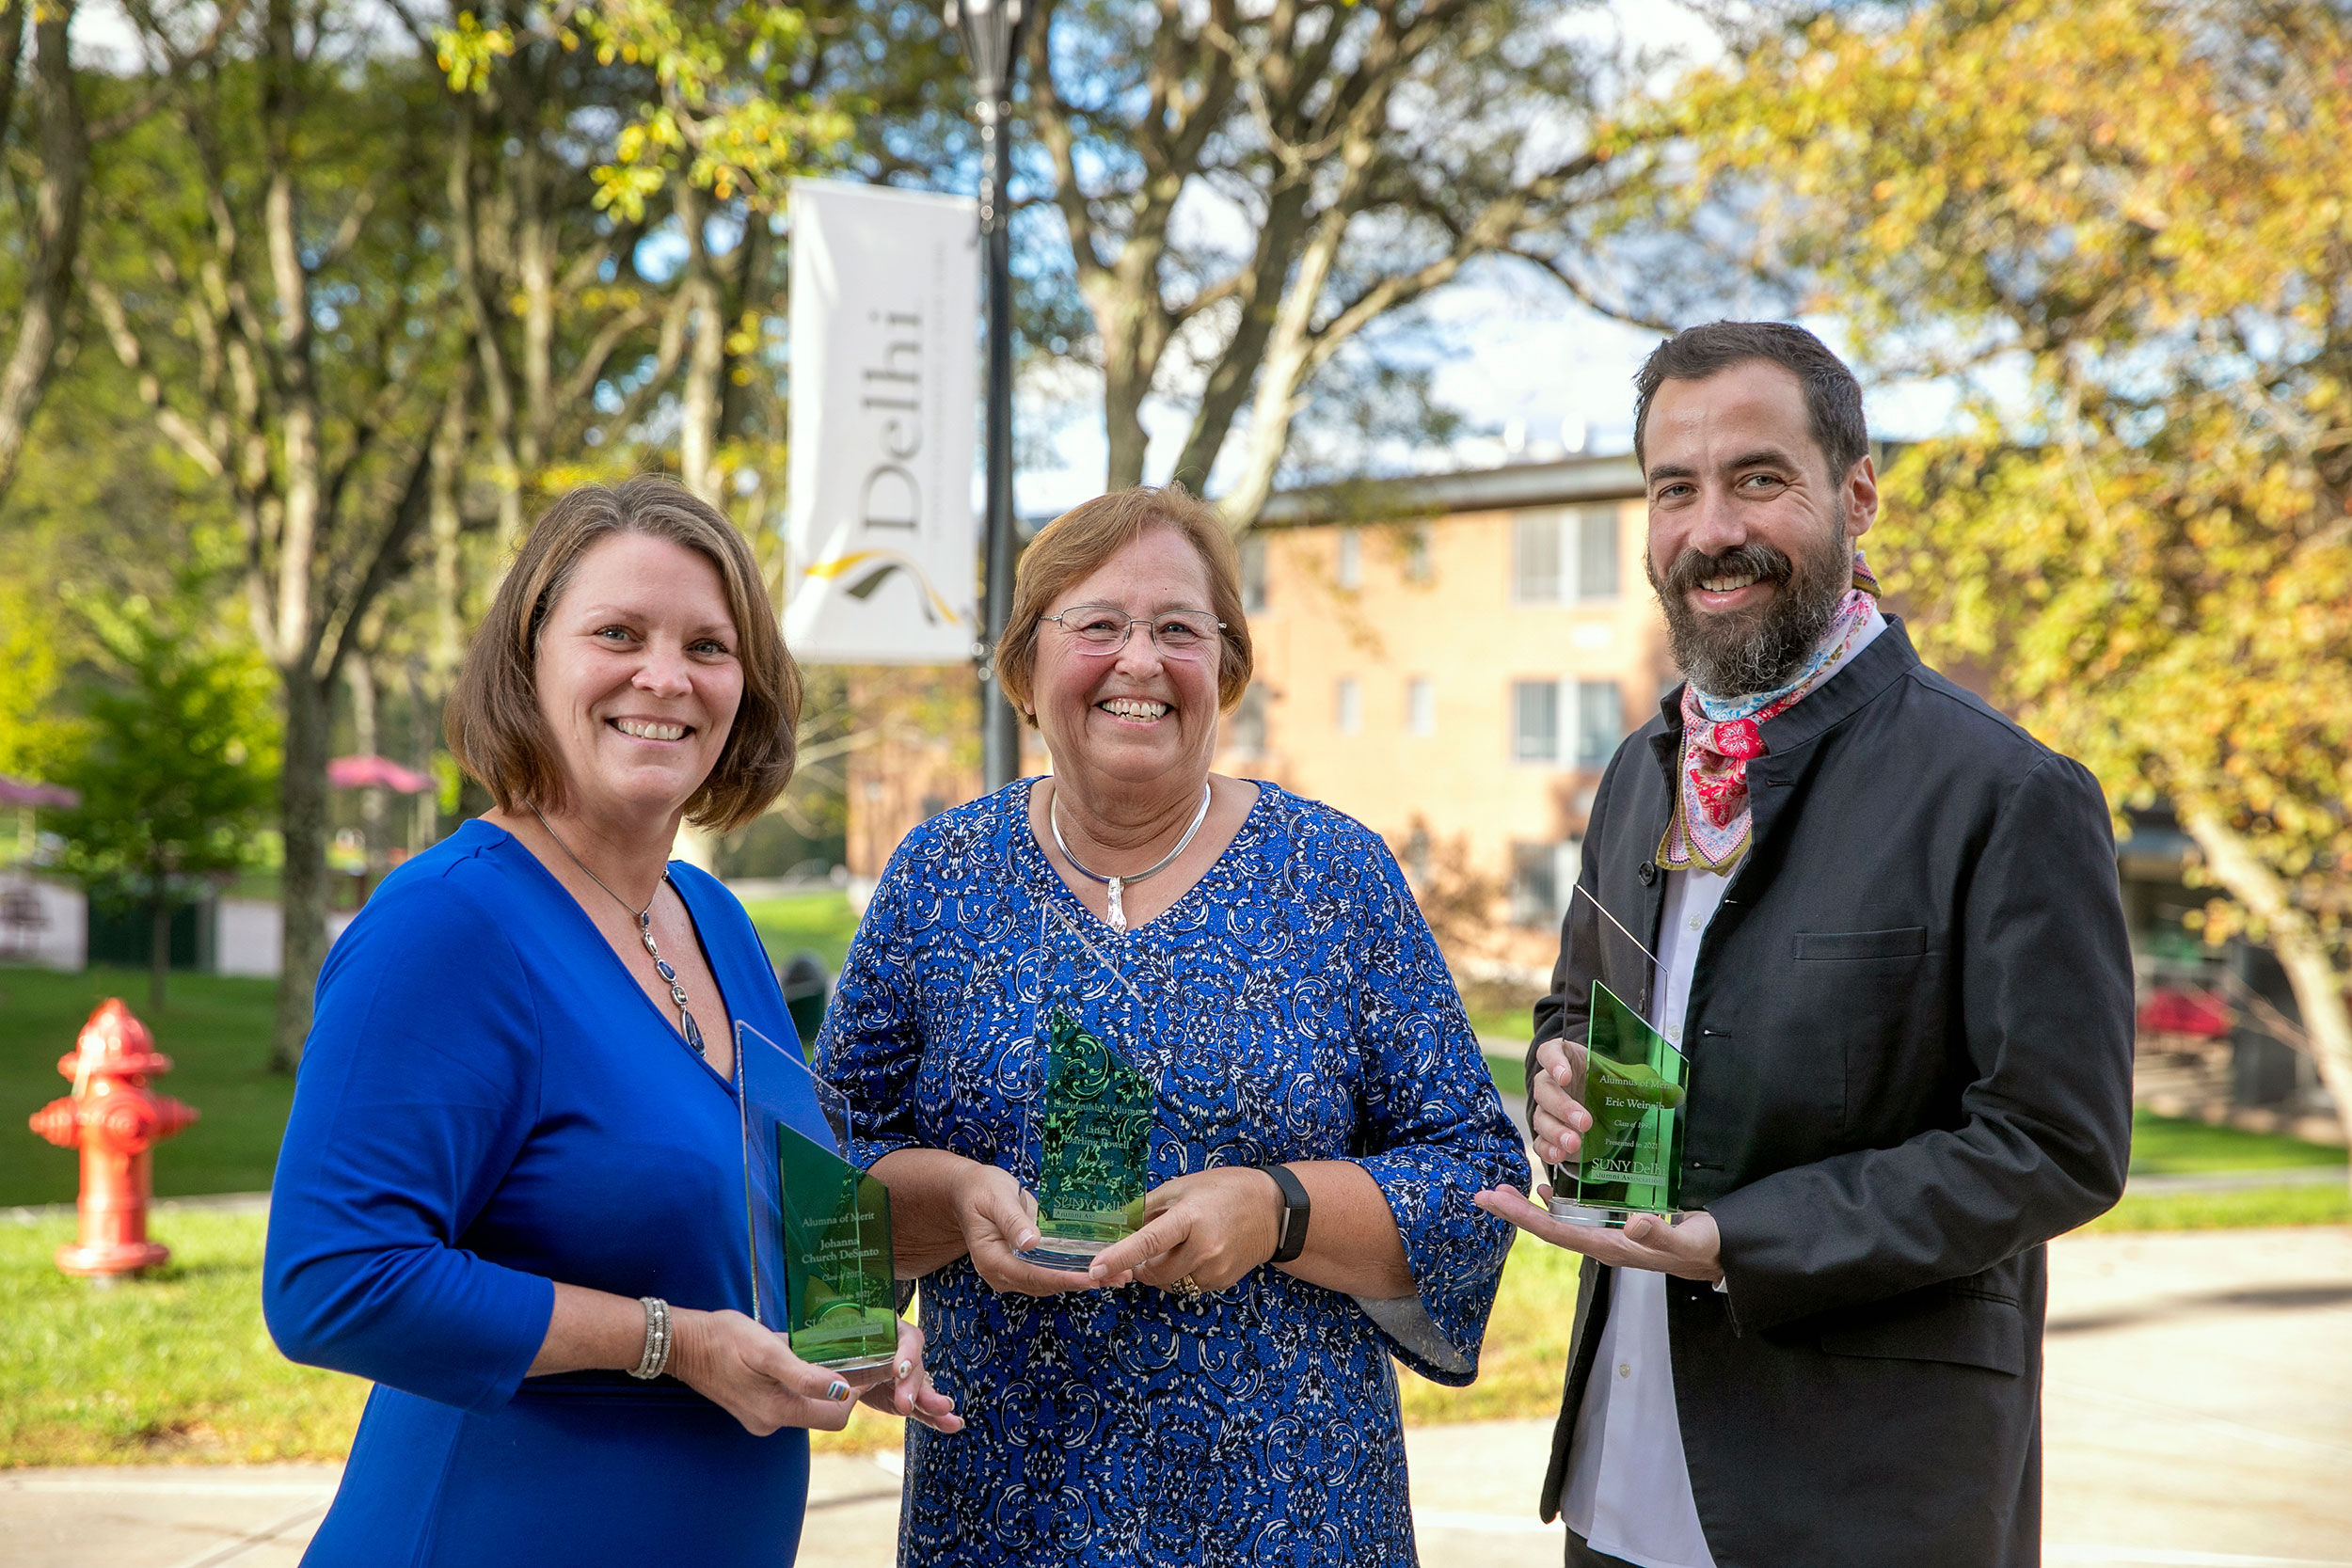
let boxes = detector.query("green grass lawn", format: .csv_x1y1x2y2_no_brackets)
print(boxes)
1469,1008,1534,1044
0,968,290,1207
2127,1110,2346,1174
3,1180,2344,1467
0,897,868,1209
0,1208,1581,1465
1468,1061,2346,1180
2085,1182,2349,1231
1485,1050,1528,1101
1401,1231,1581,1425
1,923,2339,1465
0,1209,365,1465
739,891,863,976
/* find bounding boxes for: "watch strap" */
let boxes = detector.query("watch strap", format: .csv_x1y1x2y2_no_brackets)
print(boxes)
1263,1163,1311,1264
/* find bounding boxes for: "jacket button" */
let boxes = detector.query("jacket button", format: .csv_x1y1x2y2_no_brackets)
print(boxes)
1637,862,1658,885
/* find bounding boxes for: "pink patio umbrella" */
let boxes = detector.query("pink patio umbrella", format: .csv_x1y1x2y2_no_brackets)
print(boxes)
0,774,80,808
3,774,76,867
326,755,434,794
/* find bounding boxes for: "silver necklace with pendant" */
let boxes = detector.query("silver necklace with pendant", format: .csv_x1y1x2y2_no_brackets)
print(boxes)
532,807,705,1054
1048,782,1214,934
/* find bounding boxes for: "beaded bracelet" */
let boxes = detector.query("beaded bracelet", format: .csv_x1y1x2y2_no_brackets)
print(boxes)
629,1296,672,1380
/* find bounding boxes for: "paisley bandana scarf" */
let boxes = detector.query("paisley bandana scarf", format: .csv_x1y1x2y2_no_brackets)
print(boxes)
1656,548,1882,873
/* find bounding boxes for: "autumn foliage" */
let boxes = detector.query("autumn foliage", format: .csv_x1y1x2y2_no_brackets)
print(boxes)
1673,0,2352,1151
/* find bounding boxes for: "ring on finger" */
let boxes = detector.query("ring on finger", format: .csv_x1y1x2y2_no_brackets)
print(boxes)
1175,1275,1203,1303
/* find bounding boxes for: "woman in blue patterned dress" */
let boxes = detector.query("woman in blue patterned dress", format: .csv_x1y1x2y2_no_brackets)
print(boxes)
821,485,1529,1567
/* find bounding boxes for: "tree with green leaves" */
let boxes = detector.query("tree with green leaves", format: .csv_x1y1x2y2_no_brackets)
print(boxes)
1672,0,2352,1158
1020,0,1674,527
0,0,239,502
83,2,474,1066
0,578,77,798
51,590,279,1009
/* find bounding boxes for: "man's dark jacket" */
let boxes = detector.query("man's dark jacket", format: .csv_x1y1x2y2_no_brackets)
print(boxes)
1529,621,2135,1568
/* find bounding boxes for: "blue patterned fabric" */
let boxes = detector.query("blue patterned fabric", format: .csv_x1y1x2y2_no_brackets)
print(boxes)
820,780,1528,1567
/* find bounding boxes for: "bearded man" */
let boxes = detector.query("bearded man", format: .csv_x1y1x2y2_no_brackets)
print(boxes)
1475,321,2135,1568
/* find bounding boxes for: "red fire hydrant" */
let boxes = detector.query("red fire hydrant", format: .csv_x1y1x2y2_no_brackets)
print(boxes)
28,999,199,1279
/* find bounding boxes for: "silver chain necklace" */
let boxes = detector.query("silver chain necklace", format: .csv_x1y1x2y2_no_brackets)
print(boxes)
531,807,704,1054
1048,782,1214,934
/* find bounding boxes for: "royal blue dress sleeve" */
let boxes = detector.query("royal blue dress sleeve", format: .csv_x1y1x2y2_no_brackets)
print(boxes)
263,873,558,1415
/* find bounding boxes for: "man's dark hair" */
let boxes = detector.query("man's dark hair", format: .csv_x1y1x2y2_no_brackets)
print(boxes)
1632,321,1869,481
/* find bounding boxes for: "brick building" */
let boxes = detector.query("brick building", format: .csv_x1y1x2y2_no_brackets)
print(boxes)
843,452,1663,978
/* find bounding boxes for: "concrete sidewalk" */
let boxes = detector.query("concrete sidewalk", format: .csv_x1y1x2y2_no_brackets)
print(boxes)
7,1227,2347,1568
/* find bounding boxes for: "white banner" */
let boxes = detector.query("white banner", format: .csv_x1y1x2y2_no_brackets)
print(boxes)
785,180,980,663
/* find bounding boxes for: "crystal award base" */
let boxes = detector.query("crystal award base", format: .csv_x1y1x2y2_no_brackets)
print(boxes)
774,1133,898,1370
1546,979,1689,1229
1019,1005,1153,1273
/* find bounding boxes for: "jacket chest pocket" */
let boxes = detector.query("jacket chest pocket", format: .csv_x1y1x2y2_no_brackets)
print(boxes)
1788,927,1940,1144
1792,927,1929,962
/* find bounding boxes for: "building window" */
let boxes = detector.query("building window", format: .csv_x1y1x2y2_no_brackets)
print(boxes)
1517,509,1622,603
1511,843,1556,927
1513,515,1562,603
1512,680,1559,763
1229,684,1268,757
1575,680,1623,767
1242,536,1269,613
1335,530,1362,590
1336,677,1362,735
1401,525,1433,584
1556,837,1585,906
1406,676,1435,737
1576,507,1620,600
1511,838,1584,927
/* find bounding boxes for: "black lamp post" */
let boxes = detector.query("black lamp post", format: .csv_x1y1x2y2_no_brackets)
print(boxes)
949,0,1024,791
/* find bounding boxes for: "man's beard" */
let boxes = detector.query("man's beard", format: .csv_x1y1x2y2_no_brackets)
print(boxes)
1648,528,1851,698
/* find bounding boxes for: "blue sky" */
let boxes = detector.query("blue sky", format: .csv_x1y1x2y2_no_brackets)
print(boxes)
1004,1,2001,516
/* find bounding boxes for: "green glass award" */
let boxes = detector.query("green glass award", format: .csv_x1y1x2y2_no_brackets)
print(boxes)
738,1022,898,1370
1019,1003,1155,1271
1545,979,1690,1228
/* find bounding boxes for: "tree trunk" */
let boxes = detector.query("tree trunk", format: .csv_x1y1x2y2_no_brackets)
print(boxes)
675,183,726,504
0,2,90,500
1214,205,1350,533
679,273,724,502
2181,808,2352,1184
1215,334,1313,534
1102,340,1151,491
0,0,29,143
348,651,385,879
270,672,332,1072
149,887,170,1013
404,657,437,852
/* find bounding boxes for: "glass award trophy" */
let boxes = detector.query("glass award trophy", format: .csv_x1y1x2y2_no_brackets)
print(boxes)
1015,908,1160,1272
738,1021,898,1370
1019,1003,1156,1270
1546,978,1689,1227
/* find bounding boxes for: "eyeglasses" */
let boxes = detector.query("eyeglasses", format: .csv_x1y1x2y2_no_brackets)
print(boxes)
1041,604,1227,660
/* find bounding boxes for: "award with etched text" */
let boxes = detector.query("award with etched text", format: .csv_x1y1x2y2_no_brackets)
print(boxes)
1019,1004,1154,1269
1014,908,1161,1273
1545,979,1689,1227
739,1022,898,1370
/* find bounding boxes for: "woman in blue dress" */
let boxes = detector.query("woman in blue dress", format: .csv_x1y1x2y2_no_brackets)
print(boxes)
822,485,1528,1566
263,478,958,1566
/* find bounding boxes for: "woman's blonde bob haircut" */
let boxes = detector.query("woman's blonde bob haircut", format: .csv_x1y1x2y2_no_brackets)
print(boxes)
994,484,1254,725
445,476,802,833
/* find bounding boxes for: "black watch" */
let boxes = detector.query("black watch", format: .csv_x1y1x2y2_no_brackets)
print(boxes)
1262,1163,1311,1264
